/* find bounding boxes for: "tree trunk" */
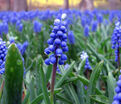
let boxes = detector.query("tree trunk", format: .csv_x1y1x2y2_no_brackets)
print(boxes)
13,0,28,11
6,0,11,10
63,0,69,9
29,0,32,10
108,0,121,9
79,0,94,11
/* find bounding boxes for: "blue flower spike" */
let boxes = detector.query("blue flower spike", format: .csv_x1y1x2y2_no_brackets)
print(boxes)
0,38,7,74
80,51,91,70
44,13,68,65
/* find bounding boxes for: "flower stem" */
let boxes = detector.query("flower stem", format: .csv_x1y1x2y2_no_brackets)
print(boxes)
50,57,58,104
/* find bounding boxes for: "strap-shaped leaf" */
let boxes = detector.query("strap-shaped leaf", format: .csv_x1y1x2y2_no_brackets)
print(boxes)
5,44,24,104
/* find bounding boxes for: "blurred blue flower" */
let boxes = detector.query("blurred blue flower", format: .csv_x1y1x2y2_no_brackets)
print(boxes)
81,16,86,27
2,22,9,34
16,20,23,32
104,19,109,26
91,21,98,32
97,14,103,23
33,20,42,33
84,25,89,37
84,86,88,90
21,41,29,55
17,41,29,55
10,16,17,24
68,31,75,44
57,66,61,74
0,22,9,37
64,63,69,70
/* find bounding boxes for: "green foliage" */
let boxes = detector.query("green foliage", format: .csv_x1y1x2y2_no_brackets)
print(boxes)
0,11,119,104
4,44,24,104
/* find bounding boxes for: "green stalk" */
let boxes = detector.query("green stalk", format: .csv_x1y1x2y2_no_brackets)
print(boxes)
50,57,58,104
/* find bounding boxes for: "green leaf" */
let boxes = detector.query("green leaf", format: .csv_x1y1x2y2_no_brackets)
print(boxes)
31,88,62,104
37,55,50,104
4,43,24,104
90,95,109,104
35,57,42,96
68,84,80,104
45,64,52,85
86,61,104,104
29,76,36,101
87,43,115,69
77,59,86,75
31,94,43,104
78,75,89,85
107,72,116,104
56,94,73,104
55,61,75,88
76,81,85,104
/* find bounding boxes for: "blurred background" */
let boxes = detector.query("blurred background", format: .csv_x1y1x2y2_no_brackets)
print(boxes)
0,0,121,11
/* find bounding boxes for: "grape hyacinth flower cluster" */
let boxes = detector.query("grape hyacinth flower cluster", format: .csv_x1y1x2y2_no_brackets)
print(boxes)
16,41,29,56
112,75,121,104
33,20,42,33
97,14,103,24
84,25,89,37
44,15,68,65
16,20,23,32
0,22,9,37
111,22,121,62
44,13,68,103
0,38,7,74
68,31,75,44
91,20,98,32
80,51,91,70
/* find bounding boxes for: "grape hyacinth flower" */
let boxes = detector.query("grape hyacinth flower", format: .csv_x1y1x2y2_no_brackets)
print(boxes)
16,41,29,55
81,16,86,27
33,20,42,33
57,64,69,74
0,38,7,74
91,20,98,32
44,19,68,65
112,75,121,104
57,66,61,74
84,25,89,37
0,22,9,37
68,31,75,44
97,14,103,24
80,51,91,70
111,21,121,68
64,63,69,70
16,20,23,32
2,22,9,34
44,14,68,103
